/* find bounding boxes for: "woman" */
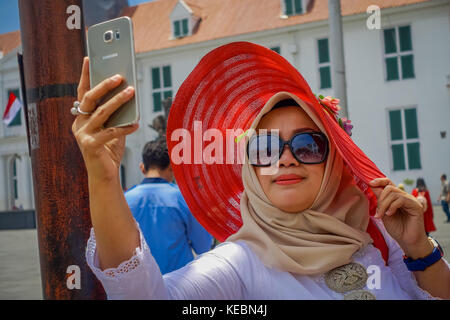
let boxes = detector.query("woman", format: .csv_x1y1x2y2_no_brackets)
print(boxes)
412,178,436,235
72,42,449,299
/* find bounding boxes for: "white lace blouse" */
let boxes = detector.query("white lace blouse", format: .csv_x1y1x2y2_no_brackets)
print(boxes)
86,219,444,300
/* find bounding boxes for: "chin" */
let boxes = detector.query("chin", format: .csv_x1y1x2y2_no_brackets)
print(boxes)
275,202,309,213
271,194,311,213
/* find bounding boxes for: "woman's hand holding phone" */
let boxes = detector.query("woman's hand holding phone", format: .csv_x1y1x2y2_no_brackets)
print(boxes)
72,57,139,183
71,57,141,270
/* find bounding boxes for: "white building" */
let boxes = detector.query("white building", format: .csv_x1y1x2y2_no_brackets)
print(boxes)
0,0,449,211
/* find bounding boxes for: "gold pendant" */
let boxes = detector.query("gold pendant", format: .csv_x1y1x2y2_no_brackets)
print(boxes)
344,290,377,300
325,262,368,293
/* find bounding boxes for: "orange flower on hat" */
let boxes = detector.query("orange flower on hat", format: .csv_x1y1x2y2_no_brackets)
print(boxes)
316,94,353,136
318,95,341,116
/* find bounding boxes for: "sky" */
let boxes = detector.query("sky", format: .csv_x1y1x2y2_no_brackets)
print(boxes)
0,0,154,34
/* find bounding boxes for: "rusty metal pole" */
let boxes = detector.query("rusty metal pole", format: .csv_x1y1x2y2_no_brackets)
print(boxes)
18,0,106,299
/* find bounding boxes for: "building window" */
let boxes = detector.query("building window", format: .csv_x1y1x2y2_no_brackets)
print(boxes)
317,38,331,89
12,158,18,200
5,88,22,127
151,65,172,112
270,46,281,54
284,0,303,16
173,18,189,38
120,164,127,191
388,108,421,171
383,25,415,81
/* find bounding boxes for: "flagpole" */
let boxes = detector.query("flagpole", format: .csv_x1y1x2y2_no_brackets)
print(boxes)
18,0,106,299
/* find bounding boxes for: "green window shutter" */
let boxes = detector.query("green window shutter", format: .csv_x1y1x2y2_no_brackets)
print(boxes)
319,66,332,89
174,20,181,37
318,38,329,63
285,0,293,15
7,89,22,126
13,160,18,199
14,179,18,200
152,68,161,89
163,90,172,100
270,47,280,54
120,165,126,190
384,28,397,54
389,110,403,141
401,55,415,79
294,0,302,14
182,19,189,35
407,142,421,169
163,66,172,88
392,144,406,171
8,110,21,126
385,57,399,81
399,26,412,52
404,108,418,139
153,92,162,112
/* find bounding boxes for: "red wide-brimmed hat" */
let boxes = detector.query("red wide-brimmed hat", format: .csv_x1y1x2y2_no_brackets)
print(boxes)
167,42,386,256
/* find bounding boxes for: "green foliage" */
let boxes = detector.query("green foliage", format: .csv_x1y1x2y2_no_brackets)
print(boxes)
403,178,414,186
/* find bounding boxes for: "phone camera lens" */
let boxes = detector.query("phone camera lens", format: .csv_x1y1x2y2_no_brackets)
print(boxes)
104,31,113,42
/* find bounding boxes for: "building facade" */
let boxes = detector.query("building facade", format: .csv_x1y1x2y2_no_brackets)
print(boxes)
0,0,449,211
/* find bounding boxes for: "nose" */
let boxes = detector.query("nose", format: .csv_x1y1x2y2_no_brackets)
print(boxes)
278,144,299,167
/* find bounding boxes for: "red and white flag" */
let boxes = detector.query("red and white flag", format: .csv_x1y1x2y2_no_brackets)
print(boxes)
3,92,22,126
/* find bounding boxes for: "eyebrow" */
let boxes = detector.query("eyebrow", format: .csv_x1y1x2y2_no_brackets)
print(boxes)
257,127,319,135
292,127,318,134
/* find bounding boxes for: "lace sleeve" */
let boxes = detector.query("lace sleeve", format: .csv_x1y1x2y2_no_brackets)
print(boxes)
85,226,169,300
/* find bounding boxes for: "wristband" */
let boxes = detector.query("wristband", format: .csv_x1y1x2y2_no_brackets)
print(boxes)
403,237,444,272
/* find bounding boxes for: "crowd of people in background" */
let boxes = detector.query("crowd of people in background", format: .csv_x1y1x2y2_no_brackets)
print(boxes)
401,174,450,237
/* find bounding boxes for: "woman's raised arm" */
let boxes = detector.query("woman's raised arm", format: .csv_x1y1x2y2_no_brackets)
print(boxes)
72,57,140,270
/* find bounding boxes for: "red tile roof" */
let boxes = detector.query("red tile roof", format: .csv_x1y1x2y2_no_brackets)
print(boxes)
0,0,433,57
122,0,431,53
0,30,21,57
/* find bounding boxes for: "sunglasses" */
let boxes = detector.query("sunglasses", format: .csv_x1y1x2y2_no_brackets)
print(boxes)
247,132,329,167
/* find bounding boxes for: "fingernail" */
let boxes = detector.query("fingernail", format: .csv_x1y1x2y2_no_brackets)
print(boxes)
125,86,134,94
386,210,391,216
112,74,121,81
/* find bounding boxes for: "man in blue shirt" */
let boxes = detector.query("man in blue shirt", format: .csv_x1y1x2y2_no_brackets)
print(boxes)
125,139,213,274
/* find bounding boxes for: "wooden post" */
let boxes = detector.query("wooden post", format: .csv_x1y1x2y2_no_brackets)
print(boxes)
18,0,106,299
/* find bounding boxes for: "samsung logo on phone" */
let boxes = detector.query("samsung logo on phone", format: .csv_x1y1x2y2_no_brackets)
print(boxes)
102,53,119,60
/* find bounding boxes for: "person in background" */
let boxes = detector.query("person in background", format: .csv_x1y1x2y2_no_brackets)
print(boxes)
412,178,436,235
124,139,213,274
438,174,450,223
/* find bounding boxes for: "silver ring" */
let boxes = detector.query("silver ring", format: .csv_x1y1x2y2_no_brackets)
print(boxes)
71,101,93,116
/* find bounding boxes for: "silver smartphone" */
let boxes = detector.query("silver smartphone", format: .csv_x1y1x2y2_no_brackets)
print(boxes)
87,16,140,128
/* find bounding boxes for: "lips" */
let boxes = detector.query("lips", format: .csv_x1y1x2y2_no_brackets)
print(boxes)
273,174,304,185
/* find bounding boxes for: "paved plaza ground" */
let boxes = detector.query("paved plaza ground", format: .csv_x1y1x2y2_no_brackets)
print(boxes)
1,206,449,300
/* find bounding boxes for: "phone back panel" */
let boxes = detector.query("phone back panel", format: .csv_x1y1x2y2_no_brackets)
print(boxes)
87,17,139,128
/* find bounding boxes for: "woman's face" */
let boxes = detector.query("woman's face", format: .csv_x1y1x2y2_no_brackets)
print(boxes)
254,106,326,213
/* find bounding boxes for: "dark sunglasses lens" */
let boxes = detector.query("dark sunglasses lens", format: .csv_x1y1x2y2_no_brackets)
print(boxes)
291,133,327,163
248,135,280,166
